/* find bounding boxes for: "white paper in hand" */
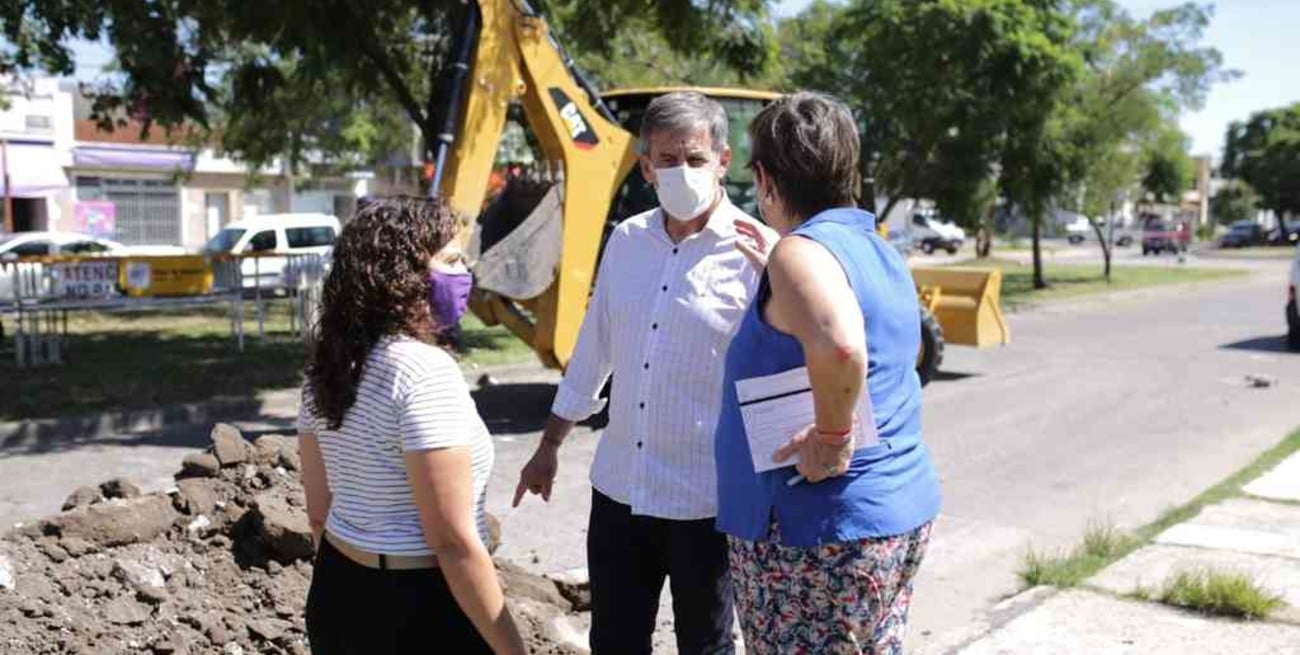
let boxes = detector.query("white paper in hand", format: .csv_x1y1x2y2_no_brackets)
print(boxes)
736,366,879,474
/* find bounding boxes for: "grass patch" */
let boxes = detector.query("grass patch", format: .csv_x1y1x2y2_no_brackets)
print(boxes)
2,302,305,421
1021,428,1300,591
1019,521,1141,588
950,257,1244,310
1157,569,1284,619
1205,247,1297,260
456,313,535,368
1,302,534,421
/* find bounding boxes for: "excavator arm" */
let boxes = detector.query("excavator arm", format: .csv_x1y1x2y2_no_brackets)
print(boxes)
436,0,637,368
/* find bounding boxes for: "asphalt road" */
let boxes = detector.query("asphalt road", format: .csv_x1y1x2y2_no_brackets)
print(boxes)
2,253,1295,653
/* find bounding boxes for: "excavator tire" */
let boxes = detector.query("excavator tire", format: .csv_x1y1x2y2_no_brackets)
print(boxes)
917,305,945,387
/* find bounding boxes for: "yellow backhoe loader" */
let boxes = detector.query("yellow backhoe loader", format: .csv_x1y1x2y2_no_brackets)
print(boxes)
434,0,1008,385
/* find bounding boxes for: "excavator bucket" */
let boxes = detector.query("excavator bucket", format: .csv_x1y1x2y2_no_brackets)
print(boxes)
910,266,1010,348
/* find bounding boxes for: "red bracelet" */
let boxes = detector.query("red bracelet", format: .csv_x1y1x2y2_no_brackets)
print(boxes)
815,425,854,445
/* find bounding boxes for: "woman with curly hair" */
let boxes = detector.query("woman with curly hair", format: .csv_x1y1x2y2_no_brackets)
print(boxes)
296,197,525,655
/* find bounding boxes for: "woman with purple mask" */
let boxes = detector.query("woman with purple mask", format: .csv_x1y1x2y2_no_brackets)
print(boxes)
429,245,473,348
297,196,525,655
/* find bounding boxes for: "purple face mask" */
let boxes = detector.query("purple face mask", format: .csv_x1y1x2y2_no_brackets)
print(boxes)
429,270,473,331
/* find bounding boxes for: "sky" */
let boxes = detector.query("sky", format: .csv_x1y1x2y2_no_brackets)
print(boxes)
60,1,1297,160
774,0,1300,159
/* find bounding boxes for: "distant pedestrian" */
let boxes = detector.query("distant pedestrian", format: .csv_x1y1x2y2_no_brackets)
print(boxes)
714,93,942,655
298,196,525,655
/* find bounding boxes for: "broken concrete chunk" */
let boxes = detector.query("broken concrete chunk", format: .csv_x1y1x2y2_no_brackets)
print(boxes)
175,479,220,516
546,567,592,612
104,596,151,625
211,424,251,466
246,618,292,643
496,560,571,611
40,495,179,548
186,516,213,537
179,453,221,479
113,558,166,591
58,537,96,557
0,553,14,591
100,478,142,500
62,486,104,511
252,435,289,466
252,494,314,562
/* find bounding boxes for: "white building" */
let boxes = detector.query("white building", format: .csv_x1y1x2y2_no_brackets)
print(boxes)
2,76,382,250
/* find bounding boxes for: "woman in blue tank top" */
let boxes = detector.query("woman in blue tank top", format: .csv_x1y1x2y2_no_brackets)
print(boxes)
716,93,941,654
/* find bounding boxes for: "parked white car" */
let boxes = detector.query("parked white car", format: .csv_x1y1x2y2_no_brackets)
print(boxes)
1287,244,1299,350
1064,217,1091,245
0,231,130,259
204,213,340,289
0,232,131,302
910,212,966,254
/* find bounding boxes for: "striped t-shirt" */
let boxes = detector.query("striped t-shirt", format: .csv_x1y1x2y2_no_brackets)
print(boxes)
297,336,494,556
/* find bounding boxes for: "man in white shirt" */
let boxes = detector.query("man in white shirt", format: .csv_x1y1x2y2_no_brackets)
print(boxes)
512,92,774,655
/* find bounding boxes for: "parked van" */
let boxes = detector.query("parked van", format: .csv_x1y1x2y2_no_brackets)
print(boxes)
910,211,966,255
203,213,340,289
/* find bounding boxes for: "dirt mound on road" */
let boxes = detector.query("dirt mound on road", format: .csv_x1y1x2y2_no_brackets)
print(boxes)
0,425,587,655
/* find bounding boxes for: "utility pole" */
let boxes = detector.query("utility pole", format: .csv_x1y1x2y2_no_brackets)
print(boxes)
2,138,13,234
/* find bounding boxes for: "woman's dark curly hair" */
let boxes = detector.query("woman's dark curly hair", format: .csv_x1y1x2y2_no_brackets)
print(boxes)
308,196,458,430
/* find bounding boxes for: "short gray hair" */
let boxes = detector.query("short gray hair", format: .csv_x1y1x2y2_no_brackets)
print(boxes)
639,92,729,155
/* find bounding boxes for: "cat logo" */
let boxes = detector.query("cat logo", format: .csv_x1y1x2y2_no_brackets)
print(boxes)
548,87,599,150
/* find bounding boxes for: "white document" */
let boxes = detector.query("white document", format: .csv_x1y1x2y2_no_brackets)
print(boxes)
736,366,879,474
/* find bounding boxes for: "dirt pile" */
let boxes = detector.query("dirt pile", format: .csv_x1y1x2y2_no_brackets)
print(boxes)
0,424,587,655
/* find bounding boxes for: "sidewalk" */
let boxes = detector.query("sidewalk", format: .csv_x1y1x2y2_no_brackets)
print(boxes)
951,451,1300,654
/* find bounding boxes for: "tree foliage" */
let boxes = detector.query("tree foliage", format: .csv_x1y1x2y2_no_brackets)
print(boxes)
1140,124,1193,204
0,0,774,168
780,0,1078,227
1222,103,1300,217
1210,181,1260,226
999,0,1228,286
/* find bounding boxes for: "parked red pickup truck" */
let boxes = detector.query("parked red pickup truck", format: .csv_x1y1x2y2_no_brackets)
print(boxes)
1141,220,1190,256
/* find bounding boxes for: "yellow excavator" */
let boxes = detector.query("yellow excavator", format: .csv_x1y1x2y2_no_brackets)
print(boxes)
434,0,1008,384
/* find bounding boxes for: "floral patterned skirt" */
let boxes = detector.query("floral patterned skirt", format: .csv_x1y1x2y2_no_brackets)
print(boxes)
727,520,933,655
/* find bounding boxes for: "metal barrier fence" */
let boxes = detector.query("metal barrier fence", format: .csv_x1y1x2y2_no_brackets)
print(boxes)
0,252,327,368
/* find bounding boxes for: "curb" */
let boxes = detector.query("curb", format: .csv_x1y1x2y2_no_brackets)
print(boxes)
0,391,299,451
0,361,555,449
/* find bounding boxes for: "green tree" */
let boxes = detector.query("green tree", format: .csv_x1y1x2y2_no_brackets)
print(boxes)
780,0,1080,244
1003,1,1228,287
1140,125,1193,204
1210,181,1260,225
0,0,774,169
1221,103,1300,218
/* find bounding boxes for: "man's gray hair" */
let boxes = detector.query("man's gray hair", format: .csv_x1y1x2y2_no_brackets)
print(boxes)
639,91,729,155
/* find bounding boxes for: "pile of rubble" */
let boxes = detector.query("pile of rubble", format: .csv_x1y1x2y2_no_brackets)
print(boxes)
0,425,589,654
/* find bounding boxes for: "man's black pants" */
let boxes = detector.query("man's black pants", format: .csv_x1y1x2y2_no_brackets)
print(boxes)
587,488,736,655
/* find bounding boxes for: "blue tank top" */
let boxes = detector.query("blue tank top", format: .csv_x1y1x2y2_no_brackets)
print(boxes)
714,208,941,547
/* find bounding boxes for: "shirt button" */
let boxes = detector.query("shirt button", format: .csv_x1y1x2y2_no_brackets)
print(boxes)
637,441,644,449
639,402,646,409
672,248,679,255
643,362,649,370
651,323,658,330
661,285,668,292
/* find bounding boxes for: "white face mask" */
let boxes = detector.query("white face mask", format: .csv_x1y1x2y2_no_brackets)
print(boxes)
655,164,719,222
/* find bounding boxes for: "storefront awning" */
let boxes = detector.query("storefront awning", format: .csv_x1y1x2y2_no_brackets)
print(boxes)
73,145,195,171
2,143,70,197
